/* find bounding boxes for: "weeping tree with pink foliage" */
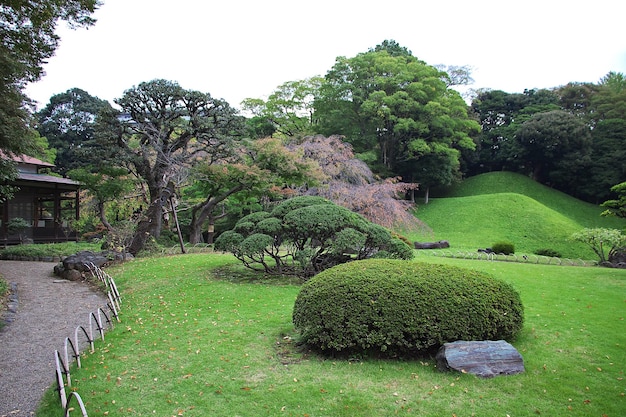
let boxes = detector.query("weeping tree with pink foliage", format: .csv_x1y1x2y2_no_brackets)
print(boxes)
289,135,428,233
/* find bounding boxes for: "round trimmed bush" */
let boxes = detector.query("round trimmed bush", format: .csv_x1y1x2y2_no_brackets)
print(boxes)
293,259,524,357
492,241,515,255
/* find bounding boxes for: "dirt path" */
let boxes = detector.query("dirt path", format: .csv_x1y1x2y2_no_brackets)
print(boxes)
0,261,108,417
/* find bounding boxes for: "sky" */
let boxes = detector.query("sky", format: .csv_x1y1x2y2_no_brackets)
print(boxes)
25,0,626,110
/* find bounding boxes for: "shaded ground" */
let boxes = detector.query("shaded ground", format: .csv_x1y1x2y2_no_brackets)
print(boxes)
0,261,108,417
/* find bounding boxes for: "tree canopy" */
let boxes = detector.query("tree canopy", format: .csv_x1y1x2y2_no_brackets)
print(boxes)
469,81,625,203
241,77,322,138
314,41,479,197
0,0,99,181
37,88,113,175
103,79,245,254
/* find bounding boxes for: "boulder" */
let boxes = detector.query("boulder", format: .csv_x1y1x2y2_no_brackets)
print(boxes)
436,340,524,378
54,250,133,280
414,240,450,249
609,248,626,268
62,250,109,272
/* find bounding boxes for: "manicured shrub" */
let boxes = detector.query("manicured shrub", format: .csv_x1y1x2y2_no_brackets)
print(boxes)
492,241,515,255
293,259,524,357
7,217,30,243
215,196,413,278
534,248,562,258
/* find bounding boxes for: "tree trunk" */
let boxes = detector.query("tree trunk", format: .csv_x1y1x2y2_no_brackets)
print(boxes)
424,186,430,204
188,184,244,244
128,182,174,255
188,210,204,244
97,201,114,232
189,202,212,244
128,200,162,255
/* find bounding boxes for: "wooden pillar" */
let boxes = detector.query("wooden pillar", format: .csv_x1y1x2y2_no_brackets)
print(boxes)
75,188,80,220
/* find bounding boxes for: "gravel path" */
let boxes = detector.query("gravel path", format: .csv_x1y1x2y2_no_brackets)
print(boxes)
0,261,108,417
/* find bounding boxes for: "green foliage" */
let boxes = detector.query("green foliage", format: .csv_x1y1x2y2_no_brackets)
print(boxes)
6,217,30,243
315,40,479,188
293,259,524,356
241,76,322,138
533,248,562,258
491,241,515,255
215,196,413,278
7,217,30,236
514,110,592,188
601,181,626,218
37,88,114,175
1,1,99,181
570,228,626,264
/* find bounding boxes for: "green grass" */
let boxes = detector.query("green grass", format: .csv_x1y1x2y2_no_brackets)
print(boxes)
35,254,626,417
411,172,626,259
33,172,626,416
0,241,101,258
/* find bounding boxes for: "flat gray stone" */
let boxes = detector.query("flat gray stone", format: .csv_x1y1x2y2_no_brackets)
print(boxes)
436,340,524,378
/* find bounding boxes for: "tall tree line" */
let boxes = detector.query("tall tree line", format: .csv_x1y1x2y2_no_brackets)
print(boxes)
29,40,626,253
468,72,626,203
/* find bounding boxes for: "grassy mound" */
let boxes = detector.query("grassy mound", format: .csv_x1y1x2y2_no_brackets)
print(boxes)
412,172,626,259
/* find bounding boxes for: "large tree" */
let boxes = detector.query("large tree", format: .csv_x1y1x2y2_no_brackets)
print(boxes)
185,137,319,244
107,79,245,255
315,41,478,195
584,72,626,202
0,0,99,187
291,135,425,231
241,77,322,138
36,88,113,175
468,89,560,176
513,110,592,189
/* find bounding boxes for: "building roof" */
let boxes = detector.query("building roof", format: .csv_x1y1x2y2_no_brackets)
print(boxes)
1,152,79,189
17,172,80,186
0,151,55,168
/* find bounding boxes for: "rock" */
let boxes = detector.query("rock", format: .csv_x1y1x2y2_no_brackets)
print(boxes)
62,250,109,272
53,250,132,280
414,240,450,249
63,268,83,281
436,340,524,378
609,248,626,267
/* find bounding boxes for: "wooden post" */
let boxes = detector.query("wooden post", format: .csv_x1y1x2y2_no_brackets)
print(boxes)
170,196,186,254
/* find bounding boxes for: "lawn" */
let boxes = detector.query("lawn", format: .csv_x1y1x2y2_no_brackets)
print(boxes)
36,253,626,417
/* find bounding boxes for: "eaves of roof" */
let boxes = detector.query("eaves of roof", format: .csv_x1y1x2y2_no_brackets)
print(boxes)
17,172,80,187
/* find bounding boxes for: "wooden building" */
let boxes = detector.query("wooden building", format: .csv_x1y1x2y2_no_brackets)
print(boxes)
1,154,80,244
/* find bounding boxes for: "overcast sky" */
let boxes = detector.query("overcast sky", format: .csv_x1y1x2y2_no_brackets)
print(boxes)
25,0,626,110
